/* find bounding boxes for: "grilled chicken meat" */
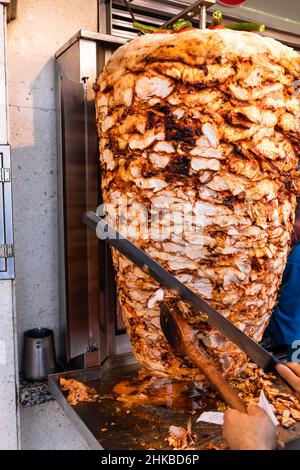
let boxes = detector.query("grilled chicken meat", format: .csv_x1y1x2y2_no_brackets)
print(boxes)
95,30,300,379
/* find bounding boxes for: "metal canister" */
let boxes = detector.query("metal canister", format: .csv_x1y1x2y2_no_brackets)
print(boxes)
22,328,56,381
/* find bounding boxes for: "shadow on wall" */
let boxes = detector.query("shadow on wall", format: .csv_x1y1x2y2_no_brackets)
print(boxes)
10,58,60,368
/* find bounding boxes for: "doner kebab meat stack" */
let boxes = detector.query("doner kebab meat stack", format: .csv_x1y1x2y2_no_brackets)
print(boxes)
95,29,300,380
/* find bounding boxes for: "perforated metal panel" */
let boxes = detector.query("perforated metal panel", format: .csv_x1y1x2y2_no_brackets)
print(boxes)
0,145,14,280
110,0,207,39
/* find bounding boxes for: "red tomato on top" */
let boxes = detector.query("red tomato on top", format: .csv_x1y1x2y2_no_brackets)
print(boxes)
172,27,196,33
208,25,226,29
152,30,171,34
217,0,248,6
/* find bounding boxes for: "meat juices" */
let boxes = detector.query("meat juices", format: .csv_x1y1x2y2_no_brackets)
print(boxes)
95,30,300,380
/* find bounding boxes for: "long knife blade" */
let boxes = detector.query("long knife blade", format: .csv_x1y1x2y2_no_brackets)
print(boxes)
83,211,281,372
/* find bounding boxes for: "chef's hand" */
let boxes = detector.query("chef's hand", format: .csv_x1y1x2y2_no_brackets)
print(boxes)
223,403,276,450
276,362,300,394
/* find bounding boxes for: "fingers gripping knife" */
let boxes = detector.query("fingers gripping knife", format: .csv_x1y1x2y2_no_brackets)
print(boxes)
83,211,281,373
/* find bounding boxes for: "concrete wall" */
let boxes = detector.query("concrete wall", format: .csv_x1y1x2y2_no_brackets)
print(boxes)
0,3,8,143
0,280,18,449
7,0,98,361
20,401,89,450
6,0,98,449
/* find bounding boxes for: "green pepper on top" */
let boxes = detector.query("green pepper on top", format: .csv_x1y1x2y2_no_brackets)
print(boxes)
172,18,193,31
212,10,223,26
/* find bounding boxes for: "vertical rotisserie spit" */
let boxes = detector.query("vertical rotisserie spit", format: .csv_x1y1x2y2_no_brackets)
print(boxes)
95,30,300,379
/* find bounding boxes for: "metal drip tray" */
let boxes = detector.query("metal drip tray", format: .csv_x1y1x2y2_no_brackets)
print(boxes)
48,353,300,450
48,353,227,450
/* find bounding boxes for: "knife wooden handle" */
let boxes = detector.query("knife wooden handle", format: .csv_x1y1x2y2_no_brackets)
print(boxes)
162,303,247,413
185,341,247,413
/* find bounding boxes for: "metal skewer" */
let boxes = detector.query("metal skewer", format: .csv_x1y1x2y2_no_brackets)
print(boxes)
123,0,147,34
199,4,207,29
123,0,137,23
125,0,215,32
160,0,216,30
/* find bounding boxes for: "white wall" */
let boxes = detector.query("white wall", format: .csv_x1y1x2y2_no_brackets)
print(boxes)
231,0,300,21
6,0,98,450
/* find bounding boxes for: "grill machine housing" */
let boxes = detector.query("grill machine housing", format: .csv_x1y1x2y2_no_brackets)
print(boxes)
56,0,300,371
56,31,131,369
